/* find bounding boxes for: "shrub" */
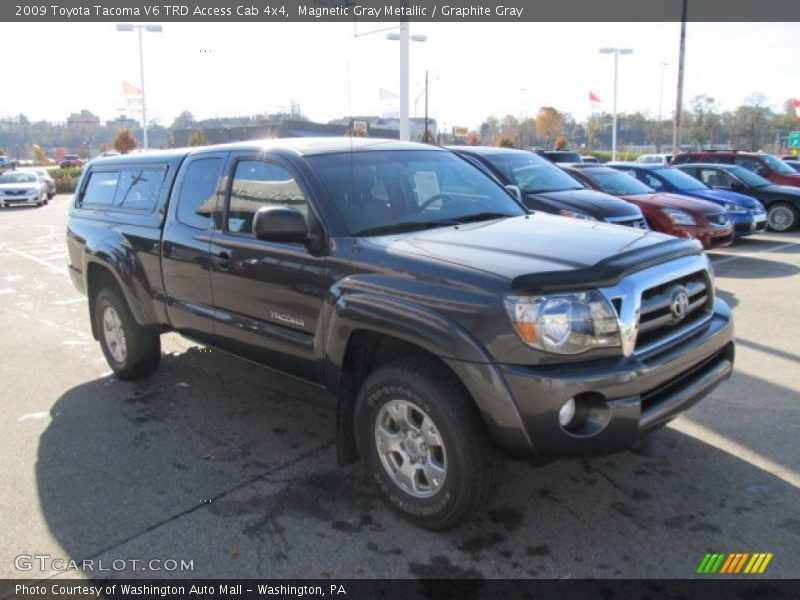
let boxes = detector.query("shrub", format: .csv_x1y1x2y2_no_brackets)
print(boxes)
49,167,82,194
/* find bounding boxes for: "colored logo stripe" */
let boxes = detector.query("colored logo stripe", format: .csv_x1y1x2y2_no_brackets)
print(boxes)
697,552,773,574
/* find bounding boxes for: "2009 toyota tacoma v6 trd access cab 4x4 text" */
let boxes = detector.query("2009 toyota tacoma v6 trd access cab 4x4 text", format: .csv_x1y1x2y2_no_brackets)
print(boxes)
67,138,734,529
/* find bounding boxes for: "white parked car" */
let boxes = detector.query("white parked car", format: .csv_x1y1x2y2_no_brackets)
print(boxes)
635,153,674,165
0,171,49,208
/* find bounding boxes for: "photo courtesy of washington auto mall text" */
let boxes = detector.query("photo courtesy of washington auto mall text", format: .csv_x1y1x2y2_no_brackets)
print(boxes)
0,0,799,598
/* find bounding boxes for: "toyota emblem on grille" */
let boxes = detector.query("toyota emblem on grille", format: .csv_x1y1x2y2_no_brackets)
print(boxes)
670,287,690,321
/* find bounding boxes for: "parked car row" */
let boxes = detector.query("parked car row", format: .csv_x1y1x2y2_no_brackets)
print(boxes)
529,148,800,236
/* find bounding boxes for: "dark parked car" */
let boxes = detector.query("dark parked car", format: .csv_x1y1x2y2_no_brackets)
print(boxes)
450,146,647,228
60,154,84,168
671,151,800,188
675,163,800,232
781,159,800,173
534,150,583,164
605,163,766,237
0,156,19,170
563,164,734,249
67,138,734,529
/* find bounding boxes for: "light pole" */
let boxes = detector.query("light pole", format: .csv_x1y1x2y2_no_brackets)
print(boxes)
387,25,427,141
599,47,634,161
116,23,162,150
657,62,668,151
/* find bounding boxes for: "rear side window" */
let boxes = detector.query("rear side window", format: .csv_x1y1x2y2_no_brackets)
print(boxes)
176,158,221,229
82,171,119,206
113,168,167,212
81,166,166,212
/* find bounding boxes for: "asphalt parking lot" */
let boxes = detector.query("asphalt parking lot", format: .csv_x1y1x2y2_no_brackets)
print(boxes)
0,195,798,580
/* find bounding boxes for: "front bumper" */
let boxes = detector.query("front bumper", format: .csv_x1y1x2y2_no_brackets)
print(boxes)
733,212,767,235
2,192,40,205
685,225,734,249
464,298,734,459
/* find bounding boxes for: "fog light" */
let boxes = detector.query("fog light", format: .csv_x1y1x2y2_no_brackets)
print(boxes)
558,398,576,427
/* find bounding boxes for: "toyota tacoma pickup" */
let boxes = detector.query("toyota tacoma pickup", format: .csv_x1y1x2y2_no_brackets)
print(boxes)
67,138,734,529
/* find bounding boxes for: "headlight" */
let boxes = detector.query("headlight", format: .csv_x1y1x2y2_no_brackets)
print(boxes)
559,209,597,221
724,202,748,214
661,208,696,226
504,291,620,355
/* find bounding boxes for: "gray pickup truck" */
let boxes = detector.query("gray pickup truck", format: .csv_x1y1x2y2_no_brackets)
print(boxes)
66,138,734,529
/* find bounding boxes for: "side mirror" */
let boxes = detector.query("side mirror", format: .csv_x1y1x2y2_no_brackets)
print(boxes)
253,206,307,243
505,184,523,202
730,181,744,191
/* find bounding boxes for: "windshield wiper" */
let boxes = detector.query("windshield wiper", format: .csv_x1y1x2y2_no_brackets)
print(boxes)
451,212,515,224
354,219,460,237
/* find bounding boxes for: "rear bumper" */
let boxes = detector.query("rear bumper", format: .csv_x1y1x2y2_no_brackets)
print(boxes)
465,298,734,459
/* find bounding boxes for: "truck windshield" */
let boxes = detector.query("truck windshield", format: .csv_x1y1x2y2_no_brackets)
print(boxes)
584,168,653,195
762,154,797,175
730,166,771,188
307,150,526,236
486,152,585,193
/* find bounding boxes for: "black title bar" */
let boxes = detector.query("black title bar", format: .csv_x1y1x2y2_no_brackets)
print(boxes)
5,0,800,22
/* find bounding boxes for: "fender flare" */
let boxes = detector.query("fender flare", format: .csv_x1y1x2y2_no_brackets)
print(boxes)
324,292,533,460
82,241,160,336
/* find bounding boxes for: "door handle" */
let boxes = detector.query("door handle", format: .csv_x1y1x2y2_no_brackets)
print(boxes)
213,251,231,271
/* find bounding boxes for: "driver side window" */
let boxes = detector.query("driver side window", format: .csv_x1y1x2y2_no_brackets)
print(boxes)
227,160,308,236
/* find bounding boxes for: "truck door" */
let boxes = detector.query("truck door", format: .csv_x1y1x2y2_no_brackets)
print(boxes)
208,154,326,384
161,154,226,343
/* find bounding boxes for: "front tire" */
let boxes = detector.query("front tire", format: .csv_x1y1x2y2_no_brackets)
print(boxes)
766,202,798,232
94,287,161,380
354,357,503,530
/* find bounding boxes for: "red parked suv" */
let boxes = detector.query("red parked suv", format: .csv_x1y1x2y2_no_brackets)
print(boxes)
671,151,800,188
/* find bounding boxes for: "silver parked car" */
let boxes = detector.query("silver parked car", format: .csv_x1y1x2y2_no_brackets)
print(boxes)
0,171,49,208
20,168,56,199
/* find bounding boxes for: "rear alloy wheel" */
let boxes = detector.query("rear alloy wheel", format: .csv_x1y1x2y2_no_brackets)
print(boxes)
766,202,798,232
94,287,161,380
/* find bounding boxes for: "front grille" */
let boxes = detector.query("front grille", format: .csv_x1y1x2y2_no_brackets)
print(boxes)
706,213,729,227
606,216,649,229
635,270,712,352
4,190,26,196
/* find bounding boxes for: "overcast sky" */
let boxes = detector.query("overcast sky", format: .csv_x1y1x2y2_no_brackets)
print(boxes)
2,21,798,130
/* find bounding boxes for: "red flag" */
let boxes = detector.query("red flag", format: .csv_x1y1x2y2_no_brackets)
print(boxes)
122,81,142,96
791,98,800,108
589,91,601,103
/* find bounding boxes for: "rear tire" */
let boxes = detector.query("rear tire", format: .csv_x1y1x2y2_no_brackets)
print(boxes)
766,202,798,232
94,287,161,380
354,357,504,530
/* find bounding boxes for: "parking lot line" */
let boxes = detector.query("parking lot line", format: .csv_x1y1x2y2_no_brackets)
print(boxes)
3,246,68,276
710,240,800,266
668,418,800,489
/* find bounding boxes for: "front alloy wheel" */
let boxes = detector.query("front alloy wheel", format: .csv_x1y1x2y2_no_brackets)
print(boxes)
767,203,798,232
375,399,447,498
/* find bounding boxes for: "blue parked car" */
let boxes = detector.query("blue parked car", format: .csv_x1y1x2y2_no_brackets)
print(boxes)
608,163,767,237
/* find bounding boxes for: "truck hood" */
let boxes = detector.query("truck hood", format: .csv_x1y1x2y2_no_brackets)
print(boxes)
371,213,671,280
687,188,760,208
526,188,641,219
